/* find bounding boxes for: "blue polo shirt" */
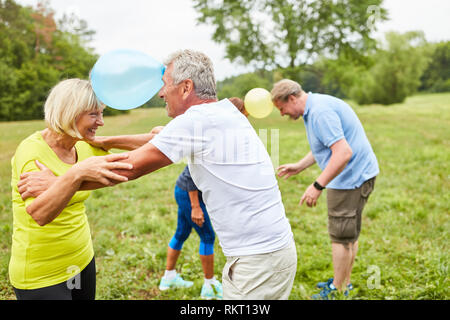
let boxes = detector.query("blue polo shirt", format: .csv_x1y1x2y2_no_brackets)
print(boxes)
303,93,379,189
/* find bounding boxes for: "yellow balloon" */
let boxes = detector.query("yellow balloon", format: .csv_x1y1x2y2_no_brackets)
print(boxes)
244,88,274,118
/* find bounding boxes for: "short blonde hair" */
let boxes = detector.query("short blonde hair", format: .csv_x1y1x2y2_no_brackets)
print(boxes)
44,79,104,139
271,79,304,103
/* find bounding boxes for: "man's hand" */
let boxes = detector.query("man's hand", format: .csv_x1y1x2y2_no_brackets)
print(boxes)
191,206,204,227
277,162,303,179
150,126,165,135
18,160,57,200
69,153,133,186
299,183,322,207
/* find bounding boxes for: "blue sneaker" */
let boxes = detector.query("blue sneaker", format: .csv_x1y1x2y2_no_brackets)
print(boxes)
316,278,353,296
316,278,334,289
201,280,223,300
312,282,337,300
159,274,193,291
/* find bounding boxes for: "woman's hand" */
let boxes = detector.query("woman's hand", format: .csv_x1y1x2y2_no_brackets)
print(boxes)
191,206,205,227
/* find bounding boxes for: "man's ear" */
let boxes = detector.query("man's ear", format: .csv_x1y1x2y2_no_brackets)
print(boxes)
181,79,194,98
288,94,296,104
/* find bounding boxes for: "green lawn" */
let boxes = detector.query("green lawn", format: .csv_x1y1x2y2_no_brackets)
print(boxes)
0,92,449,300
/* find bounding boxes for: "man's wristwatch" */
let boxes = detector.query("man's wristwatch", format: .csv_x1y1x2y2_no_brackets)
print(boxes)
313,181,325,191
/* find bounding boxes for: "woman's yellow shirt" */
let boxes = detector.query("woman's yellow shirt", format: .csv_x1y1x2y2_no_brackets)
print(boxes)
9,131,109,290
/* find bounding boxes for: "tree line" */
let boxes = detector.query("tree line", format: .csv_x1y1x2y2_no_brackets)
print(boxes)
194,0,449,105
0,0,125,121
1,0,448,121
216,33,449,105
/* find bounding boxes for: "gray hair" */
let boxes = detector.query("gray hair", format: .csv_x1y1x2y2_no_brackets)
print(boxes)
271,79,304,103
164,49,217,100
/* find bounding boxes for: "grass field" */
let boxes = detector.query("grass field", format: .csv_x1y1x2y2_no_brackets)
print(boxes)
0,92,449,300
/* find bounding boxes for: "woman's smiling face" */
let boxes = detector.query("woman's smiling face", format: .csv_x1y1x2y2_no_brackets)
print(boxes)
75,107,105,141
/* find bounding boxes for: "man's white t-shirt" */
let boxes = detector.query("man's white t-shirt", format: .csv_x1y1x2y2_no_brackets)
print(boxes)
150,99,293,256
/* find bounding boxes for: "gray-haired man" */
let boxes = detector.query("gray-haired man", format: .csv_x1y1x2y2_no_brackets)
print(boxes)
148,50,297,300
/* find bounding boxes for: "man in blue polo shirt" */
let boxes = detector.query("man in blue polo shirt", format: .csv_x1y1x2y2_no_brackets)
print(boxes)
271,79,379,299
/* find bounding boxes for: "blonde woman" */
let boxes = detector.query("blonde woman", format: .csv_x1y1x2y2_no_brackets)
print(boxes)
9,79,133,300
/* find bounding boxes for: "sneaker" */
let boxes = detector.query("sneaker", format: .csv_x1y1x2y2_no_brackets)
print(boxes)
316,278,353,295
316,278,334,289
201,280,223,300
159,274,193,291
312,282,337,300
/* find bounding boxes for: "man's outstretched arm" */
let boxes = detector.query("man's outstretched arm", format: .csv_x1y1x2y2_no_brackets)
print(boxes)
22,153,133,226
18,143,172,199
80,142,172,190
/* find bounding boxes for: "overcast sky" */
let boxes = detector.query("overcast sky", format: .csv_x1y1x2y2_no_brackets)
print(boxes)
15,0,450,80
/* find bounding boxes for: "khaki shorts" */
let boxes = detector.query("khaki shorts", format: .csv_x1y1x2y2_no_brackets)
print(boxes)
222,241,297,300
326,177,376,244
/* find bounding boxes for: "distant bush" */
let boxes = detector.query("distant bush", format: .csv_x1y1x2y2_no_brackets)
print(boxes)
321,31,431,105
420,41,450,93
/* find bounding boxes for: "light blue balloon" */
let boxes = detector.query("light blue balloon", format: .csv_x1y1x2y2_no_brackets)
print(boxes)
91,49,165,110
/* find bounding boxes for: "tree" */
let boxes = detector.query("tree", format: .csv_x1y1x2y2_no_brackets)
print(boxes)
322,31,431,105
217,72,272,99
30,0,56,55
0,0,123,120
193,0,387,77
420,41,450,93
369,31,430,104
